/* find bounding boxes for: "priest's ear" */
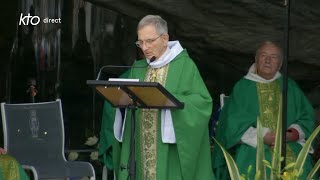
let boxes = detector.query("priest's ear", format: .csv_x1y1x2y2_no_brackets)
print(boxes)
161,33,169,43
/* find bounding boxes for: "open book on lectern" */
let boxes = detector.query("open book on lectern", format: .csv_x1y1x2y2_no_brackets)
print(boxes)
86,79,184,109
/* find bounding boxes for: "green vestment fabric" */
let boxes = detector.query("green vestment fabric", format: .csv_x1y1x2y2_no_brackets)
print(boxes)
99,70,130,170
212,77,314,179
114,50,214,180
98,101,116,170
0,155,29,180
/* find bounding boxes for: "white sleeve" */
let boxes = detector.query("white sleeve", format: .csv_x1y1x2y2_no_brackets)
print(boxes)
241,126,270,148
161,109,176,144
113,108,127,142
288,124,314,153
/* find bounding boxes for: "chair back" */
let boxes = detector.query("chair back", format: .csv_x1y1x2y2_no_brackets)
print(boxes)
1,100,66,165
1,99,96,179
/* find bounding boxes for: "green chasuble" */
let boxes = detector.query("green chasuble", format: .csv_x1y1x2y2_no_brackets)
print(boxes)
99,70,130,170
98,101,116,170
212,77,314,180
114,50,214,180
0,155,29,180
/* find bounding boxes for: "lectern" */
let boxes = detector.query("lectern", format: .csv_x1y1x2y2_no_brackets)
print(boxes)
87,80,184,180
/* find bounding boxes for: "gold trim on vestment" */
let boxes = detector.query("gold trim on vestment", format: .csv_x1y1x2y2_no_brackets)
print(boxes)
256,81,295,165
140,64,169,180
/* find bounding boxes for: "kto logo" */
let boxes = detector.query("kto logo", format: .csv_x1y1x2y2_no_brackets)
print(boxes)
19,13,40,25
19,13,61,25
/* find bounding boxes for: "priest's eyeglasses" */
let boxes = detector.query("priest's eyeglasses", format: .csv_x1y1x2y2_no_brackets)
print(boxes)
135,35,162,48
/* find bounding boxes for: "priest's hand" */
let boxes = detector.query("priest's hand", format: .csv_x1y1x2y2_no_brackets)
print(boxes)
286,128,299,142
263,132,275,147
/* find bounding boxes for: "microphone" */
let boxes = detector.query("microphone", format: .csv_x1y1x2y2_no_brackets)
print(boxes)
149,56,156,63
96,56,156,80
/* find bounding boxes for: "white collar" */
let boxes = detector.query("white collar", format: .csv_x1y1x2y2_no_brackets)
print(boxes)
147,41,183,68
244,63,281,83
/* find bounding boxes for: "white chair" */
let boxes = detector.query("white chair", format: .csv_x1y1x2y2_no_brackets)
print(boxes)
213,93,229,133
1,99,96,180
219,93,229,109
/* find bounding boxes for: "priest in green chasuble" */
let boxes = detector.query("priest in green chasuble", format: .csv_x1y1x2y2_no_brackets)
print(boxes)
113,15,214,180
212,41,314,179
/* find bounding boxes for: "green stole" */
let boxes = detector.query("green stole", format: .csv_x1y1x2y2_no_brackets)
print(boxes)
139,64,169,179
256,80,295,164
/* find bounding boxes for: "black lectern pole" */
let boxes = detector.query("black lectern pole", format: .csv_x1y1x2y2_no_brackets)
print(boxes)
128,103,137,180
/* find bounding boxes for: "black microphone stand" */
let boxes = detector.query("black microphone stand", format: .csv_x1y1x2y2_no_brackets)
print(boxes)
281,0,291,170
96,56,156,80
128,100,138,180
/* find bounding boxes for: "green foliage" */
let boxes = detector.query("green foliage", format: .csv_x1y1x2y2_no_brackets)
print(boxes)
214,118,320,180
270,103,283,180
213,137,242,180
307,159,320,179
293,124,320,178
256,118,266,180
